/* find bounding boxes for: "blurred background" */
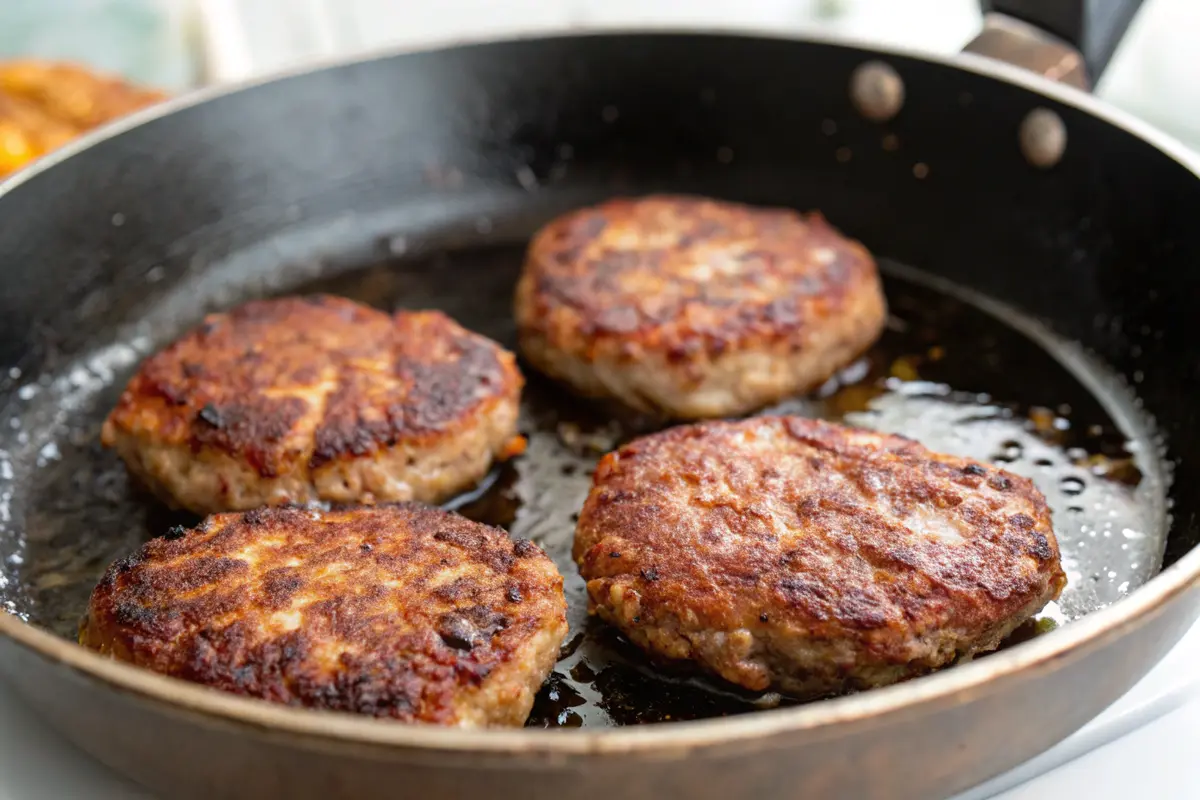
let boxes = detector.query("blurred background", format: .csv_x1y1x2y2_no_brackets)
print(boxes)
0,0,1197,161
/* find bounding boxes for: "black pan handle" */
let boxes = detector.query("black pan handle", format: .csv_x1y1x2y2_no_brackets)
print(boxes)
967,0,1145,91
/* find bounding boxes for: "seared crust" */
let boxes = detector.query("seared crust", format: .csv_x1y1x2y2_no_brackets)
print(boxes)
515,195,887,418
102,295,524,514
574,417,1067,696
81,504,567,727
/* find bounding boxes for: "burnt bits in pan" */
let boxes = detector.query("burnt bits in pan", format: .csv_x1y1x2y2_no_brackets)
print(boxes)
514,195,887,419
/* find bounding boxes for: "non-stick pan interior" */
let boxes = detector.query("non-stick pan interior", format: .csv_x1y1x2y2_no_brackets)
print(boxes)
0,210,1169,727
0,33,1195,728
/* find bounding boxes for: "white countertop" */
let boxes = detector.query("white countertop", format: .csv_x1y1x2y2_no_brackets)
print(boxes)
4,1,1200,797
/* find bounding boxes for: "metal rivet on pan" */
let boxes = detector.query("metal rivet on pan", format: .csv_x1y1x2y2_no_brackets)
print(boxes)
850,61,905,122
1019,107,1067,169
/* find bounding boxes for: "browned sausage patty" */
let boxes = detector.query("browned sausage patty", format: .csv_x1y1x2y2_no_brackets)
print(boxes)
515,195,886,419
574,417,1067,697
81,504,567,727
102,295,524,515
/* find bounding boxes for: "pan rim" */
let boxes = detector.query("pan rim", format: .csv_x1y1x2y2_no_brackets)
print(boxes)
1,27,1198,755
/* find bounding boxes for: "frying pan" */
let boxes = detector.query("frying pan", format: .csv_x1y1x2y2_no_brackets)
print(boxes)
1,1,1198,798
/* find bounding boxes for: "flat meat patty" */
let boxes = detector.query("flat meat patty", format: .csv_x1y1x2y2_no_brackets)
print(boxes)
574,417,1067,697
81,504,568,727
102,295,525,515
515,195,886,419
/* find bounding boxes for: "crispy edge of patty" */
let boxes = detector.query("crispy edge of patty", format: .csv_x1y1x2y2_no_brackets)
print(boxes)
101,295,525,514
574,416,1067,695
80,504,568,727
515,195,887,417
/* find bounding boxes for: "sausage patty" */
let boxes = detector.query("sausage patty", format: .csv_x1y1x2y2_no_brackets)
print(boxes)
515,195,886,419
81,504,567,727
574,417,1067,697
102,295,524,515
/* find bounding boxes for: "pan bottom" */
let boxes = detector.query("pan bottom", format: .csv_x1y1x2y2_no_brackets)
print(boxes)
0,240,1168,728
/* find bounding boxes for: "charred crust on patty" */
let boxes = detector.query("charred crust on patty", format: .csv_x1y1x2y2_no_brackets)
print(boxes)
513,539,540,558
515,195,888,418
308,328,510,469
81,504,567,727
574,416,1067,696
162,525,188,541
101,295,524,514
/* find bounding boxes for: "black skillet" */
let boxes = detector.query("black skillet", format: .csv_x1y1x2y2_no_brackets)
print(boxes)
1,1,1198,798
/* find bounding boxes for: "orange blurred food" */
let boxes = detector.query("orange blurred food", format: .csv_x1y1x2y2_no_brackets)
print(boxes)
0,60,166,177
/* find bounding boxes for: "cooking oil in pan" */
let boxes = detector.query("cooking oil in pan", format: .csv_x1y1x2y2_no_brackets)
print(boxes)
0,245,1168,729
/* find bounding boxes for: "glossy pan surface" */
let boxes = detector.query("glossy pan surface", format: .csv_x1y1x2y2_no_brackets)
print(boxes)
0,31,1198,799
